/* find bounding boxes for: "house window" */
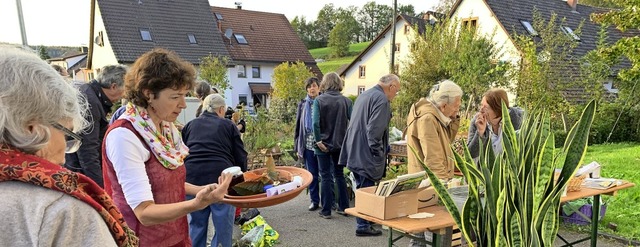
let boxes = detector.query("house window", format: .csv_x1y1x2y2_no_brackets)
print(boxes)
394,43,401,53
461,18,478,30
404,24,411,35
252,66,261,78
215,13,224,20
410,42,417,51
239,94,248,105
358,66,366,79
520,20,538,36
235,34,248,44
140,29,152,41
237,65,246,78
562,26,580,41
358,86,365,95
187,34,197,44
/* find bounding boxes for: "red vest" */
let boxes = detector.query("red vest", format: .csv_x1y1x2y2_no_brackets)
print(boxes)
102,120,191,247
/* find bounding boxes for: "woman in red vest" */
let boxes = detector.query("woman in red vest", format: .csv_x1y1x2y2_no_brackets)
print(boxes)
102,48,231,246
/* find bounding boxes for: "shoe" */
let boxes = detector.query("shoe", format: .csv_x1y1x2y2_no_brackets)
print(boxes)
308,203,320,211
356,226,382,236
318,212,332,219
336,209,348,216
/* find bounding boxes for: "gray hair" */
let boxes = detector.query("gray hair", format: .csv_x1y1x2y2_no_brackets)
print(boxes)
96,64,127,88
320,72,343,92
194,80,212,100
428,79,463,107
0,46,89,154
203,94,226,114
379,74,400,85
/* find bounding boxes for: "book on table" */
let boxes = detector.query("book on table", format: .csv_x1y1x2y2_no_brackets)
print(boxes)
375,171,426,197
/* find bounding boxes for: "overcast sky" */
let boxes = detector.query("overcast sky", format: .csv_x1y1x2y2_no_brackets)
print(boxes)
0,0,438,46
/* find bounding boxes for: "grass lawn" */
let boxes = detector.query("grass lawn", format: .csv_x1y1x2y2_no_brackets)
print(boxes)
317,56,356,74
578,142,640,241
311,42,371,74
309,41,371,59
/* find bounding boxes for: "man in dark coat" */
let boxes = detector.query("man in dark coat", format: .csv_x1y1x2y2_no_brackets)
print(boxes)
65,65,127,187
339,74,401,237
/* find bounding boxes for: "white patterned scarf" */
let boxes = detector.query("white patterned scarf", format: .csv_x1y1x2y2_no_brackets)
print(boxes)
121,102,189,169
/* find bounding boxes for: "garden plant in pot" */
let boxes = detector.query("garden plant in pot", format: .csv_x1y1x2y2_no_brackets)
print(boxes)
412,100,596,246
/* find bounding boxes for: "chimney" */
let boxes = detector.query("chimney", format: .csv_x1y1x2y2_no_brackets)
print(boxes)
567,0,577,12
234,2,242,9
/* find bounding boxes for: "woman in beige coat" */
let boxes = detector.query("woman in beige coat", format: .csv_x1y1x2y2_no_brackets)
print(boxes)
406,80,463,180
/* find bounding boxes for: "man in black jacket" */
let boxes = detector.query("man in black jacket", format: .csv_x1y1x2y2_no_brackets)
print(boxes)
64,65,127,187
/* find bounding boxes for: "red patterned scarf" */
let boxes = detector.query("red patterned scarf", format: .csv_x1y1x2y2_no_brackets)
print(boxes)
0,145,139,246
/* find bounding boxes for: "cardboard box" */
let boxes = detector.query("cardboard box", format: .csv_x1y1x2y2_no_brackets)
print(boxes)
417,186,439,208
355,186,419,220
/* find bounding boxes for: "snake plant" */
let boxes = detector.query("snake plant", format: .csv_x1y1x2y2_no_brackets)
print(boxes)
411,100,596,247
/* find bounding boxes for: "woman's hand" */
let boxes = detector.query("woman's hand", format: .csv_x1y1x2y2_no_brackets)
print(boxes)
475,112,487,137
193,173,232,209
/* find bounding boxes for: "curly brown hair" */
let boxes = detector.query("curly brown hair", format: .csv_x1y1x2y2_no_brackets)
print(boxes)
124,48,196,108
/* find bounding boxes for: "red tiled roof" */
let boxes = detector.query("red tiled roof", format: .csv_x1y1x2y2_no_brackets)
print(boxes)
211,6,322,78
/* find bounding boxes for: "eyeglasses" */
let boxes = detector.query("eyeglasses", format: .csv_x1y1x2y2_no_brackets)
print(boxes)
50,122,82,153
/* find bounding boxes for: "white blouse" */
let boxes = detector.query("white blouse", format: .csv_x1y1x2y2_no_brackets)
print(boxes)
105,127,154,210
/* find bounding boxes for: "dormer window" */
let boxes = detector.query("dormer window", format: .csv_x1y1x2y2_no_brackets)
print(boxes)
234,34,248,44
140,29,153,41
188,34,197,44
562,26,580,41
520,20,538,36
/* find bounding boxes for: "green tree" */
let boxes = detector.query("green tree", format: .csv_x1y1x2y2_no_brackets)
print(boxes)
291,16,317,48
357,2,392,41
336,6,362,43
398,4,416,16
271,61,314,124
313,4,337,43
272,61,314,102
199,54,231,91
592,0,640,105
38,46,50,60
328,22,351,58
513,10,583,128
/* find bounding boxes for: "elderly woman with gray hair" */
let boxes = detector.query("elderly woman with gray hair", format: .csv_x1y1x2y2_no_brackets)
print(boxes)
406,79,463,179
0,47,138,246
312,72,352,218
181,93,247,247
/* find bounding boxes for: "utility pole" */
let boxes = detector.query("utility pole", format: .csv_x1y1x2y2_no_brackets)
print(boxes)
389,0,397,74
16,0,29,47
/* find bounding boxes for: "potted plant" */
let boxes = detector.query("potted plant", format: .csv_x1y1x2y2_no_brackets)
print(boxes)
413,100,596,246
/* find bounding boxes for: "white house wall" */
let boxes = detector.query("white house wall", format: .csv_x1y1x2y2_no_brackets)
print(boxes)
343,20,416,96
91,4,119,74
226,61,277,108
450,0,521,102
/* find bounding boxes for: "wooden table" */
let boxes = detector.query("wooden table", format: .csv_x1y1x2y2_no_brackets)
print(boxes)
557,182,635,247
345,206,456,247
346,182,634,247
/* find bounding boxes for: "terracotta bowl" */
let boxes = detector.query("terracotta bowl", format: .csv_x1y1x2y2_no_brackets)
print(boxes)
222,166,312,208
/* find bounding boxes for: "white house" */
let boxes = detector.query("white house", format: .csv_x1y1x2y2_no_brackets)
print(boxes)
212,6,322,108
86,0,231,81
339,14,437,96
448,0,634,102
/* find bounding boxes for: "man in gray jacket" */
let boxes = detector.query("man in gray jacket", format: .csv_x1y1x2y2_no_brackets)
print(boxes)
339,74,401,236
